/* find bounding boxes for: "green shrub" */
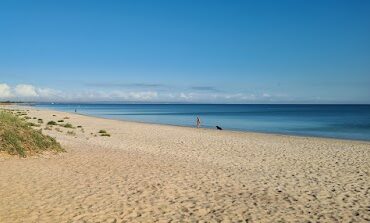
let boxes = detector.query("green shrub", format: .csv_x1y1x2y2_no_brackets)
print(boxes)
98,130,107,134
28,122,40,127
47,121,57,125
100,133,110,137
62,123,73,128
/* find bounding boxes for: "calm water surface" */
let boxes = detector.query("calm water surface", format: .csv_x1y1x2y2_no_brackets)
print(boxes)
35,104,370,141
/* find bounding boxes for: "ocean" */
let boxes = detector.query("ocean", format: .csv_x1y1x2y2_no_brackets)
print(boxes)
35,104,370,141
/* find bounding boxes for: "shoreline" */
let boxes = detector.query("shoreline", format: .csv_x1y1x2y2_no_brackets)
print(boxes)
29,104,370,144
1,105,369,222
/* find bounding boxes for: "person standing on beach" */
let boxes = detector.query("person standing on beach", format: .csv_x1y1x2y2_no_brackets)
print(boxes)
196,116,201,128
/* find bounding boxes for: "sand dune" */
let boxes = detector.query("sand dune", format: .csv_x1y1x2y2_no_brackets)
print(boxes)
0,106,369,222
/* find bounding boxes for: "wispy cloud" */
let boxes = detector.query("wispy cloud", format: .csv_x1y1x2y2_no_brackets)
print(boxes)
189,86,222,92
85,82,165,88
0,83,161,102
0,82,298,103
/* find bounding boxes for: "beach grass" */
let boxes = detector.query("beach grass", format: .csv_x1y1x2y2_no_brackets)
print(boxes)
47,121,57,125
27,122,41,127
0,110,64,157
62,123,74,128
98,129,110,136
100,133,111,137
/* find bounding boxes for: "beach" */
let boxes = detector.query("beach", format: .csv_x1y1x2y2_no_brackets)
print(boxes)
0,106,369,222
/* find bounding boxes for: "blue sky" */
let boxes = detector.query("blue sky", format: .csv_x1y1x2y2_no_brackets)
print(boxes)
0,0,369,103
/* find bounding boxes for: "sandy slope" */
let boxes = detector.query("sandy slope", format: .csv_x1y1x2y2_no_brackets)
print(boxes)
0,106,369,223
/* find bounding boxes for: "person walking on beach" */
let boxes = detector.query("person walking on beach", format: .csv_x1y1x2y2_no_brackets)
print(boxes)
196,116,201,128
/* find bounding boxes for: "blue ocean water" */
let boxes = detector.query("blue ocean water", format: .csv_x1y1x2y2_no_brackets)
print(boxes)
35,104,370,141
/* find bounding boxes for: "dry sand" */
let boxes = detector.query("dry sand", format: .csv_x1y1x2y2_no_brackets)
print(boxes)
0,106,369,223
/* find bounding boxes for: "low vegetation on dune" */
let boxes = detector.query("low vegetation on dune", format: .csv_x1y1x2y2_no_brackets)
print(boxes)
47,121,57,125
15,111,27,116
27,122,40,127
0,110,65,157
100,133,111,137
62,123,74,128
98,130,110,137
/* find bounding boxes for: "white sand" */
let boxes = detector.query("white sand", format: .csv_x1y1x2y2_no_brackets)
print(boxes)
0,106,369,222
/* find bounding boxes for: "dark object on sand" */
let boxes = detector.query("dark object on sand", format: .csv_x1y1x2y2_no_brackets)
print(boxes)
216,126,223,130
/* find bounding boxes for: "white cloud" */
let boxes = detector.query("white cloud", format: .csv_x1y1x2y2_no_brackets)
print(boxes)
110,91,158,101
59,90,159,102
128,91,158,100
36,87,62,98
174,92,261,103
0,83,12,98
0,82,289,103
15,84,39,97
